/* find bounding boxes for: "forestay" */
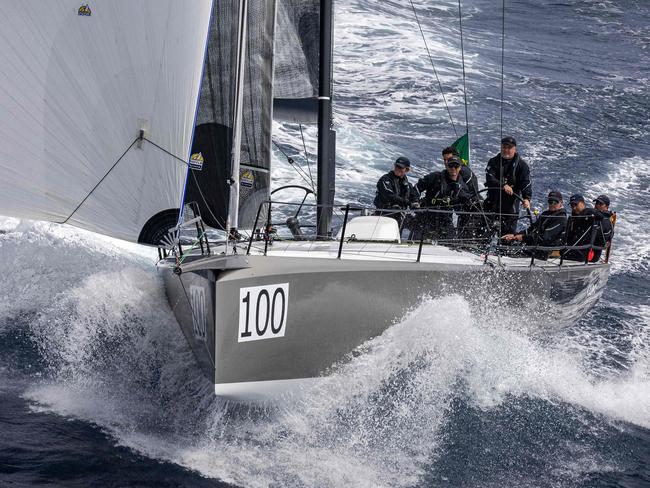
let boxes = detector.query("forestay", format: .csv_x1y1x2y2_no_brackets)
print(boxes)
0,1,212,242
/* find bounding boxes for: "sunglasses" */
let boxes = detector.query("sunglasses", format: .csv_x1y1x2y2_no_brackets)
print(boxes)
569,202,580,207
547,199,560,204
446,163,461,169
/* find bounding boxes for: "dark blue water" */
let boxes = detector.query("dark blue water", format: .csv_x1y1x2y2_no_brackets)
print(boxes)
2,1,649,486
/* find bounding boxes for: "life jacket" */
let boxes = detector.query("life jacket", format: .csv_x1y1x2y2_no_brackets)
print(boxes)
430,171,466,206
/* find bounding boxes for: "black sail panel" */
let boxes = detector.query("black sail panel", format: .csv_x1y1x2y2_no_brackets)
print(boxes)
183,0,276,231
186,124,232,230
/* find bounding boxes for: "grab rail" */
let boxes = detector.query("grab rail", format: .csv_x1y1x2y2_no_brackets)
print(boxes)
242,199,611,266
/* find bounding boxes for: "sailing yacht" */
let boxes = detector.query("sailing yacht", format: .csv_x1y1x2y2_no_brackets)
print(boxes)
0,1,609,400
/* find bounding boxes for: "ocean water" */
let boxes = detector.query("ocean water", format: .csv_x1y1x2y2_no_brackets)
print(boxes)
2,0,650,487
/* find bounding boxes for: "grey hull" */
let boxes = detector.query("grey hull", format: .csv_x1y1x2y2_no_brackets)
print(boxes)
162,251,609,396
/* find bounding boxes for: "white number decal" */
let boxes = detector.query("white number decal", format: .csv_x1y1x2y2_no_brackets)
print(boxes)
238,283,289,342
190,285,207,341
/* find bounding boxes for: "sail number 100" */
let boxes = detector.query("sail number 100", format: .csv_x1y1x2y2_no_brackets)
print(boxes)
238,283,289,342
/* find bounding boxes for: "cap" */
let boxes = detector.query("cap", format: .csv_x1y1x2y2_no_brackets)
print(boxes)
593,194,610,206
501,136,517,147
569,194,585,205
445,156,462,167
395,156,411,168
547,190,563,202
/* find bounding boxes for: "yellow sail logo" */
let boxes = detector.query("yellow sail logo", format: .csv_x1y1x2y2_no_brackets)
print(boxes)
78,4,92,16
240,169,254,188
189,152,204,171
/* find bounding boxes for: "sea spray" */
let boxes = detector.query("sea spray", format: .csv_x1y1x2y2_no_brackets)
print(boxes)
22,267,650,486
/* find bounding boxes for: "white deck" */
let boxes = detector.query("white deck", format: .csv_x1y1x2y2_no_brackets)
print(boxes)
239,239,596,269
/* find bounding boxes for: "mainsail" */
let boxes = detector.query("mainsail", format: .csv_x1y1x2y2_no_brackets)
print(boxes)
183,0,277,231
0,1,213,243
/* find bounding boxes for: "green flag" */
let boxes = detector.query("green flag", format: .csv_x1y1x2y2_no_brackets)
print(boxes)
451,132,470,166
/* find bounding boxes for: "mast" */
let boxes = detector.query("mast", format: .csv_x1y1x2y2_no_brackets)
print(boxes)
226,0,249,240
316,0,336,238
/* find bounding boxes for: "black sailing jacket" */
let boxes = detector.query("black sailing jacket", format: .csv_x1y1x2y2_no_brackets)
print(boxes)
521,208,567,247
485,153,532,212
596,210,614,243
416,170,472,208
373,171,419,210
460,165,480,200
564,208,607,262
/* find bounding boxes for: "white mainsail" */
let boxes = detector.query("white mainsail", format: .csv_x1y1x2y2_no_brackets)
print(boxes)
0,1,213,242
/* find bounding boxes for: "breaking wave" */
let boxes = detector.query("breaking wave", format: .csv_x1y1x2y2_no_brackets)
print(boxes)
2,221,644,486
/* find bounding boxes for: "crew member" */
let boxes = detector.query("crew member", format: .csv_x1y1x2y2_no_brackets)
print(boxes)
485,136,532,235
374,156,419,225
564,194,606,262
593,194,614,243
441,146,480,200
502,190,567,259
415,155,471,238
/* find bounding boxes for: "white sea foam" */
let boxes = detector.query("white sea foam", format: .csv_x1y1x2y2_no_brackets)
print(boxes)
0,218,155,321
19,255,650,487
587,156,650,274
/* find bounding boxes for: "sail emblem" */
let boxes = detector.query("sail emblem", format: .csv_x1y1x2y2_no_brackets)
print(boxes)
78,4,92,16
189,152,204,171
240,169,254,188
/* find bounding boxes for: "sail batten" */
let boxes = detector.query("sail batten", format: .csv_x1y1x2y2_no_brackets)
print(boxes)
0,1,213,242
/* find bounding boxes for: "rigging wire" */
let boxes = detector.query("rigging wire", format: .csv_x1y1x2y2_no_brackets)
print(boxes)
272,139,316,191
457,0,469,135
138,137,228,233
143,137,189,165
299,123,315,188
497,0,506,249
409,0,458,138
64,132,228,238
500,0,506,140
62,137,140,224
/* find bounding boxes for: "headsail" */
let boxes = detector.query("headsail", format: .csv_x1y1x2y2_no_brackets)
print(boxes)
0,1,213,243
183,0,277,231
274,0,320,124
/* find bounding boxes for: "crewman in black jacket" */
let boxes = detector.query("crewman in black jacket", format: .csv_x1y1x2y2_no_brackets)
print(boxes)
485,136,532,235
564,194,606,262
593,194,615,262
502,190,567,259
415,156,471,239
374,156,419,225
416,156,472,207
441,146,480,200
593,194,614,243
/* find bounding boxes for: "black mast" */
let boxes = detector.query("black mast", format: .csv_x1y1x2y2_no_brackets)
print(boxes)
316,0,335,238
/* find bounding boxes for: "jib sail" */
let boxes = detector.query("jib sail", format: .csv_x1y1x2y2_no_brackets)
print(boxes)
182,0,277,232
